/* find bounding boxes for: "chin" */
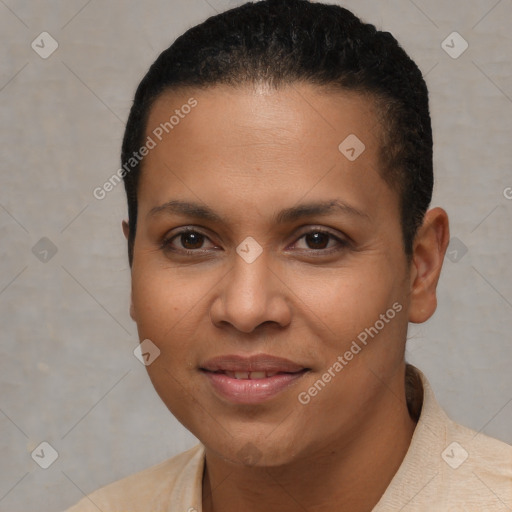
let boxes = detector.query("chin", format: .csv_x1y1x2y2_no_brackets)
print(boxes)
202,429,307,468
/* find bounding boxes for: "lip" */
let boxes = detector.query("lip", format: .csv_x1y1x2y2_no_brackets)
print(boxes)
200,354,310,404
200,353,306,373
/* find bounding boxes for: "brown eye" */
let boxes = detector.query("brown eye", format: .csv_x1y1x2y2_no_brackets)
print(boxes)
179,232,205,250
162,228,216,254
293,229,348,253
303,232,330,250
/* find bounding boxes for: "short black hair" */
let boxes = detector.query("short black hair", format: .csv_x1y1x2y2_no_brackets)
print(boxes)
121,0,433,267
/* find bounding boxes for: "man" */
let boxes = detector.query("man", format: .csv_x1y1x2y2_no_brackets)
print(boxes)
65,0,512,510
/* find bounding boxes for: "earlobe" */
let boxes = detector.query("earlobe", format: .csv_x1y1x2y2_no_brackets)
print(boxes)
408,207,450,324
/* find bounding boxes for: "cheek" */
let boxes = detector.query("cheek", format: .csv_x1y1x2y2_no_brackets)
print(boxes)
299,261,401,344
130,263,211,377
131,261,195,335
130,266,200,414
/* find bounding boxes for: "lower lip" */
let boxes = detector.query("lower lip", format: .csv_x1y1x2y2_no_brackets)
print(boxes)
202,370,308,404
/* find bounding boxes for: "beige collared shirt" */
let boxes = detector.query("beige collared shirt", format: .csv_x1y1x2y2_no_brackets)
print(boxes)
63,366,512,511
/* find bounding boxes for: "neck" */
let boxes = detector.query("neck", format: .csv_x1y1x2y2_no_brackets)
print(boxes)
202,366,418,512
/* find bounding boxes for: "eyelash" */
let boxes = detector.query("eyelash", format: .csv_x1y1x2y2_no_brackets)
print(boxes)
160,227,350,256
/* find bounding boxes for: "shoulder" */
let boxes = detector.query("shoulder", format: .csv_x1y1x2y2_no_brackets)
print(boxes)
443,416,512,497
418,367,512,507
376,366,512,511
62,443,204,512
419,368,512,486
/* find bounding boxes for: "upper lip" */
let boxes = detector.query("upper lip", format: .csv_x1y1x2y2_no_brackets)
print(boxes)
200,354,307,373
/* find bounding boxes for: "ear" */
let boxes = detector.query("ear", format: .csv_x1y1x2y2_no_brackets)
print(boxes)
121,220,137,321
408,207,450,324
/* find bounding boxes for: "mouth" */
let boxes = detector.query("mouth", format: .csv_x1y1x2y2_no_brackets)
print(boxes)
200,354,310,404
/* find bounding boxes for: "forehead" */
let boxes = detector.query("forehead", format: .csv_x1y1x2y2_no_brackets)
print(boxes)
145,83,381,155
137,83,397,225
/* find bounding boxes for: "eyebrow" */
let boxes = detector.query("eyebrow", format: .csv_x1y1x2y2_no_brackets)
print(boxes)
147,199,370,224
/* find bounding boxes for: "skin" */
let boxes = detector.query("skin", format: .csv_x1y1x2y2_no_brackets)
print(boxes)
122,83,450,512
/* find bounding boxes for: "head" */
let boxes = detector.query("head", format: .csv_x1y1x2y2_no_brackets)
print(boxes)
120,0,449,467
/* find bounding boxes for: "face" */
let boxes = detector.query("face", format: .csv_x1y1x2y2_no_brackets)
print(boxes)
128,83,416,466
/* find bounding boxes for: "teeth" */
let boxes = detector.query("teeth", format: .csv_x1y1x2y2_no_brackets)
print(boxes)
224,371,282,379
249,371,266,379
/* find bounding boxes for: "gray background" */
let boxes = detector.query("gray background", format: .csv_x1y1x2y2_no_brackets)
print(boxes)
0,0,511,510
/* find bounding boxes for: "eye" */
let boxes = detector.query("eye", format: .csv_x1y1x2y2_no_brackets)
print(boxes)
161,228,217,254
291,229,349,254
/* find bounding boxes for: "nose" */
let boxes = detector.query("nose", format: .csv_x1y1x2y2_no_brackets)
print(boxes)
208,246,291,334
